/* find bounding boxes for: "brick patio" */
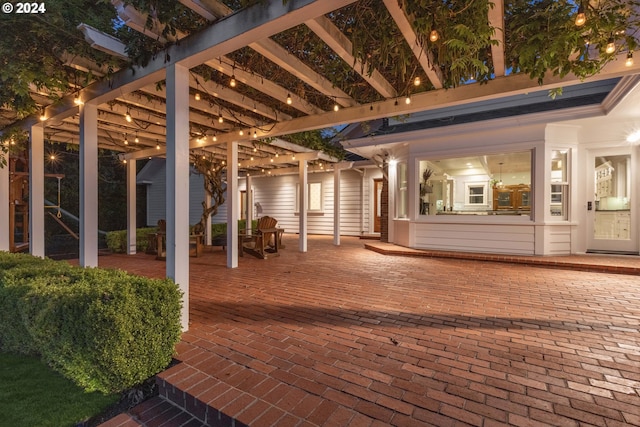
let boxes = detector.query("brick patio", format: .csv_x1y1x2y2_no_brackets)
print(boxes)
98,235,640,427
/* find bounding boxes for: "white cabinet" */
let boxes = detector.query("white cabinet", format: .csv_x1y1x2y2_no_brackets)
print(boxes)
594,211,630,240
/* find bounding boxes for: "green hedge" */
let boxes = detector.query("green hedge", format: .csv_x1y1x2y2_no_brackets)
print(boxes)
105,227,157,253
0,252,182,394
106,220,259,252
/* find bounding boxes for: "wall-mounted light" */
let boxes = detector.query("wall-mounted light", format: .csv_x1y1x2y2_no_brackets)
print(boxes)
627,130,640,143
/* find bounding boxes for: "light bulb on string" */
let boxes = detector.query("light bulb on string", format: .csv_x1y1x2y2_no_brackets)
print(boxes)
626,52,634,67
575,3,586,27
218,115,224,124
253,130,257,139
405,96,411,105
156,142,160,150
429,29,439,43
286,93,292,105
333,103,339,112
123,134,129,145
414,76,421,86
213,134,217,142
239,129,244,136
230,75,236,87
125,109,132,123
73,94,83,105
194,92,201,101
39,108,46,121
134,132,139,144
605,38,616,54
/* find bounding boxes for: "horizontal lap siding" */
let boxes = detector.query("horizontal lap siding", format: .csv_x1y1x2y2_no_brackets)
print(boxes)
252,170,364,236
414,222,535,255
545,224,572,255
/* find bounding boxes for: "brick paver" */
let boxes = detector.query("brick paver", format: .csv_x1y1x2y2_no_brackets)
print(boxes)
98,235,640,426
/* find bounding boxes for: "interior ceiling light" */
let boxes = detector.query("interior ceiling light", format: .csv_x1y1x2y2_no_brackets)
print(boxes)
605,38,616,54
575,3,586,27
627,130,640,143
626,52,634,67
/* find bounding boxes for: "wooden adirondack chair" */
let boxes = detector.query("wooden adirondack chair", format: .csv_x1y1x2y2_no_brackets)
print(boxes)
241,216,281,259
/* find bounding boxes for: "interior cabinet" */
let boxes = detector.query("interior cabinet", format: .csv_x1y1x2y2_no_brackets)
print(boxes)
493,184,531,211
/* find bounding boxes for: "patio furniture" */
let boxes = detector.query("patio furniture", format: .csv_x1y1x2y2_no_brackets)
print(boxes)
154,219,205,259
240,216,283,259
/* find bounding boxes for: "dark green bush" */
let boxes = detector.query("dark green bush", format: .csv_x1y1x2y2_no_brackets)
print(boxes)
105,227,157,253
0,252,182,393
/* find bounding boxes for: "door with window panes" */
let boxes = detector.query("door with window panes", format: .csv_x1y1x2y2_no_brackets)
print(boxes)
587,148,638,254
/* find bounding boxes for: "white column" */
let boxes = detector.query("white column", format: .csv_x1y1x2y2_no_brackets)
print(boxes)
226,141,238,268
333,167,341,245
0,152,9,251
29,125,45,258
205,192,212,246
298,159,308,252
126,159,136,255
245,174,252,234
79,103,99,267
166,63,190,331
388,160,397,243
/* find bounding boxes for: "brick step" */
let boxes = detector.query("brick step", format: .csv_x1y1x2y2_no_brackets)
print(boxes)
98,396,206,427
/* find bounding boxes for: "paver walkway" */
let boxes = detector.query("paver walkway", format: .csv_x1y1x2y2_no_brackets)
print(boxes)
99,235,640,426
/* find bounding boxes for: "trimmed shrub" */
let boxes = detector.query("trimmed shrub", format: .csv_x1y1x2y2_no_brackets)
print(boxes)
105,227,157,253
0,252,182,393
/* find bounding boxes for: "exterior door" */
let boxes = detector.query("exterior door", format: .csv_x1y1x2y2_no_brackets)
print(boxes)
373,179,383,233
587,149,638,254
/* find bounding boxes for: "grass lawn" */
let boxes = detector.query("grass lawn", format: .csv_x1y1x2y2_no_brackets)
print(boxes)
0,352,119,427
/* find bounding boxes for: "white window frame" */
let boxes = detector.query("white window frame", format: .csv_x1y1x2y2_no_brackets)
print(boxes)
465,182,488,207
295,182,324,213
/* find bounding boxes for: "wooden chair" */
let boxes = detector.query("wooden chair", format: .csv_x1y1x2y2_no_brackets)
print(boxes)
241,216,281,259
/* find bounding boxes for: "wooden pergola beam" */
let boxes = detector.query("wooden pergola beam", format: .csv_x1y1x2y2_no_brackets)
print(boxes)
489,0,506,77
382,0,443,89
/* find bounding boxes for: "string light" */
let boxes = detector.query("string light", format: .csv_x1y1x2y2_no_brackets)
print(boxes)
50,154,56,160
218,115,224,124
222,160,225,165
39,108,46,122
429,29,439,43
239,129,244,136
626,52,634,67
286,93,292,105
575,3,586,27
156,143,160,150
73,94,83,105
123,134,129,145
134,132,139,143
125,109,132,123
333,103,339,112
230,75,237,87
405,96,411,105
253,130,257,139
414,76,421,86
194,92,201,101
605,38,616,54
213,134,217,142
275,153,279,158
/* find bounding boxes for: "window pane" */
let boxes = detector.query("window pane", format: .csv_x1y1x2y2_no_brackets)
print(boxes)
419,151,531,216
309,182,322,210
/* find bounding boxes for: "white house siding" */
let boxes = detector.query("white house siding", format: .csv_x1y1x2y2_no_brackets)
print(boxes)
250,168,373,236
143,162,206,227
413,222,536,255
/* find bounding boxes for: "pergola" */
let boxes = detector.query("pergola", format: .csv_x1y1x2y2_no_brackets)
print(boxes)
1,0,639,329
